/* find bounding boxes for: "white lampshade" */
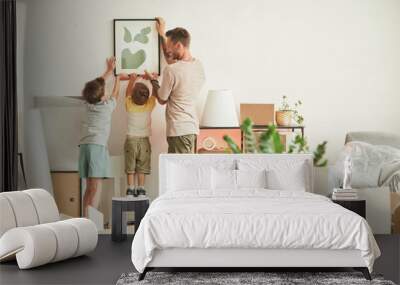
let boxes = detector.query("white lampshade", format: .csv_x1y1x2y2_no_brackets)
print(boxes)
201,90,239,127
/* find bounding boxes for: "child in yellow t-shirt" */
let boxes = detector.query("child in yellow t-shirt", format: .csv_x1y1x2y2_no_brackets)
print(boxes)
124,74,156,197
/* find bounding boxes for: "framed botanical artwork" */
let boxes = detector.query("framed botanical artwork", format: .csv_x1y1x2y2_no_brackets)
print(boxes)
196,128,242,154
113,19,160,75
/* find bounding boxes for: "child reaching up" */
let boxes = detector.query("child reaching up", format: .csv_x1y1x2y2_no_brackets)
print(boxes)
124,73,157,197
79,57,123,217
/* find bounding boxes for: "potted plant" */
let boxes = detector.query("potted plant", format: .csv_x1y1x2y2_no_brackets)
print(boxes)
223,118,328,167
276,95,304,126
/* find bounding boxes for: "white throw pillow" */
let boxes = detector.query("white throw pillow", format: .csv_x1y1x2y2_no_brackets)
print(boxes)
212,168,237,190
266,163,307,191
167,163,212,191
236,169,267,188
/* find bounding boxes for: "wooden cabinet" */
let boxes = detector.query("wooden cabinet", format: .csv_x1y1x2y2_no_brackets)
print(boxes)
51,172,81,217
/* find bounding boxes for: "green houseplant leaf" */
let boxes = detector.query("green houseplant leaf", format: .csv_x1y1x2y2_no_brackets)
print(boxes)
241,118,257,153
313,141,328,167
222,118,328,168
223,135,241,154
258,125,284,153
288,135,309,153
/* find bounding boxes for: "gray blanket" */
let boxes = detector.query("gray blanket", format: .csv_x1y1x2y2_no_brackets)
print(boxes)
379,160,400,192
334,142,400,192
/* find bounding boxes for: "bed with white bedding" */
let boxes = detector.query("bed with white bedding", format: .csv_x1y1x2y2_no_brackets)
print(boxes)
131,154,380,280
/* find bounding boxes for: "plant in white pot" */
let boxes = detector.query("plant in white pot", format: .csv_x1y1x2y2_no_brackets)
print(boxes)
276,95,304,126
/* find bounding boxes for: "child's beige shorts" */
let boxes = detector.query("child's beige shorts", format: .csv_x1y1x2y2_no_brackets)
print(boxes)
124,136,151,174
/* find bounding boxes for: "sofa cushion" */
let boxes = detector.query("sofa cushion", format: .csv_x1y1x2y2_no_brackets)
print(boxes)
62,218,98,257
0,196,17,237
0,226,57,269
42,221,79,262
0,192,39,227
24,189,59,224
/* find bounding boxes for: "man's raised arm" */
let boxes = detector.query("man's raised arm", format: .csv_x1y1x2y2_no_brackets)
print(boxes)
144,71,166,105
156,17,175,65
144,70,170,105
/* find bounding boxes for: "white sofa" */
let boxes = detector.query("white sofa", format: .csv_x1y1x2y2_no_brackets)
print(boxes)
0,189,98,269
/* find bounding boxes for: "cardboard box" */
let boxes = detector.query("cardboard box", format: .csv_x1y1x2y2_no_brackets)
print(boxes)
240,104,274,126
51,172,81,217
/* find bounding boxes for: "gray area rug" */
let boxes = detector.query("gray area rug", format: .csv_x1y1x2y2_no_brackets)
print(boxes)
116,272,396,285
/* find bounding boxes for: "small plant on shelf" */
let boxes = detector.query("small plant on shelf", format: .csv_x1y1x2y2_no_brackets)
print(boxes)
276,95,304,126
223,118,328,167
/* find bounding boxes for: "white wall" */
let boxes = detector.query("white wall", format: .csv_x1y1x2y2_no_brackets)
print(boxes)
19,0,400,198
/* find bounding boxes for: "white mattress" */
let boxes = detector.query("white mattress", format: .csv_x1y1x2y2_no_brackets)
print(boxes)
131,190,380,273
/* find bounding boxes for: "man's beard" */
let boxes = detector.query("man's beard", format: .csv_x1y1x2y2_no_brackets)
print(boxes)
172,51,183,60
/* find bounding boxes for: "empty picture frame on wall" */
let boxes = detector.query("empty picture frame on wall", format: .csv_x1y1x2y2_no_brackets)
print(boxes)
114,19,160,75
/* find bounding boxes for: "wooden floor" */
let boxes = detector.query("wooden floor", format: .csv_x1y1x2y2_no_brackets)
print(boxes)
0,235,399,285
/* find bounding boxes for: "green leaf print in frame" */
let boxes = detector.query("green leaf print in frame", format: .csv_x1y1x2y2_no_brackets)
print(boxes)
123,27,132,43
121,49,146,69
133,26,152,44
113,19,161,75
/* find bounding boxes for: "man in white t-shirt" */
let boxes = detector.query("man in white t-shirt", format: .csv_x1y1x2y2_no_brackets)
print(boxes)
148,17,205,153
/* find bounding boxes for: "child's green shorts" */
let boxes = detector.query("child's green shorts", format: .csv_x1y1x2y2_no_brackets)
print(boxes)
78,144,110,178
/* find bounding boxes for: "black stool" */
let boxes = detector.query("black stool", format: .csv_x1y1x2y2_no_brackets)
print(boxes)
111,197,149,242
